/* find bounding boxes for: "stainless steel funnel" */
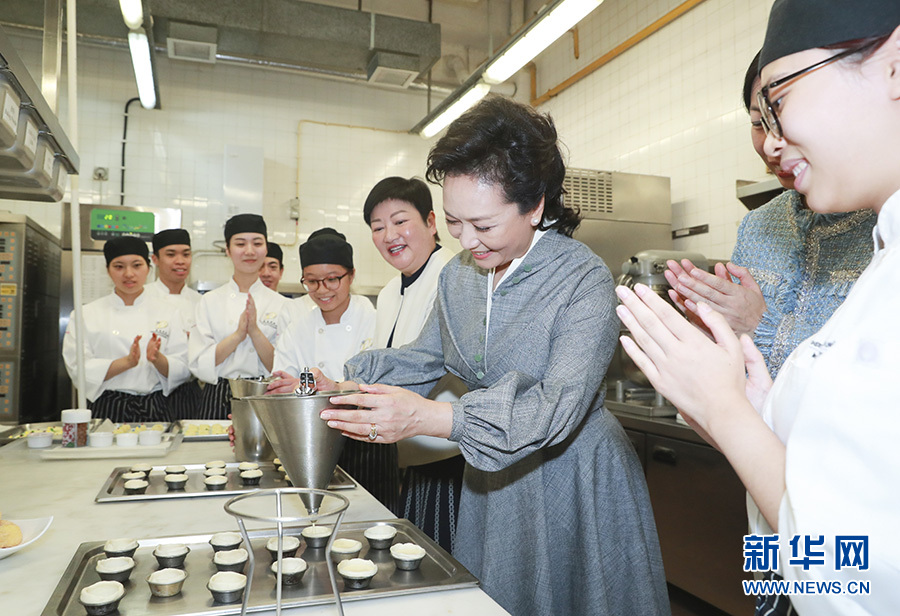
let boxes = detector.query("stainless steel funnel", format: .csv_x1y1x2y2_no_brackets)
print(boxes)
228,376,271,398
242,391,355,513
229,378,276,462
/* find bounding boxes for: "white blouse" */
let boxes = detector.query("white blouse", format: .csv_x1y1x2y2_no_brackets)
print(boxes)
747,190,900,616
188,278,287,383
62,290,190,401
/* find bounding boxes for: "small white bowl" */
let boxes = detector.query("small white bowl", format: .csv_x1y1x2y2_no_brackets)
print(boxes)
116,432,138,447
88,432,113,448
26,432,52,449
138,430,162,446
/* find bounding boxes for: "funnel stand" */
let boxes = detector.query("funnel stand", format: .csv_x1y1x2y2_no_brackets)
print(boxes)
224,488,350,616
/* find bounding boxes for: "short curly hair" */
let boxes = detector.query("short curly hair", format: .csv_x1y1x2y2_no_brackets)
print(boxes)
425,96,580,237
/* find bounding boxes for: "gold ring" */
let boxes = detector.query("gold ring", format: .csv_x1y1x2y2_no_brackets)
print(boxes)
368,424,378,441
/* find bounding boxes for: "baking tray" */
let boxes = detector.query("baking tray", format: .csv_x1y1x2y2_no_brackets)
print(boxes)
175,420,232,442
95,463,356,503
41,519,478,615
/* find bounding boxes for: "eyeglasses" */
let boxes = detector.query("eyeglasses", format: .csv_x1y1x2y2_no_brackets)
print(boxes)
301,272,349,291
757,43,877,140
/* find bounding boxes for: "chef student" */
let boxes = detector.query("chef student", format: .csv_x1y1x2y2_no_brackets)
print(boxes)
259,241,285,292
188,214,287,419
272,227,375,379
147,228,201,328
269,228,390,507
146,228,203,419
62,235,190,423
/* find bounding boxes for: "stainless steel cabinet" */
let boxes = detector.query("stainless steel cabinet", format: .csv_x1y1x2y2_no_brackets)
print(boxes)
646,434,755,615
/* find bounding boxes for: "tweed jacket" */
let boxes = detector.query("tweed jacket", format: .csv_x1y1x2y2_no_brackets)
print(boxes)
732,189,876,377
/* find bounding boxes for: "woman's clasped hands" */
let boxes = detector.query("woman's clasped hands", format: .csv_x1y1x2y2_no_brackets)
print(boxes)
615,283,772,438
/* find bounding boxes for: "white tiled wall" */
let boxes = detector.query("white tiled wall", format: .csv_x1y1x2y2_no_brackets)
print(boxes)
533,0,776,260
1,32,458,290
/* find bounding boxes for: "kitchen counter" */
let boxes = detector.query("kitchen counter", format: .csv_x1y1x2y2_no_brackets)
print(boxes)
0,438,507,616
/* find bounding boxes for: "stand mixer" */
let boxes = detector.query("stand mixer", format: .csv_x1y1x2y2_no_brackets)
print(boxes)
607,249,709,417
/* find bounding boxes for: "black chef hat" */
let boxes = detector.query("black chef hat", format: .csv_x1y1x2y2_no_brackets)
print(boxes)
152,228,191,254
760,0,900,69
104,236,150,266
224,213,267,243
299,228,353,270
363,176,433,225
266,241,284,267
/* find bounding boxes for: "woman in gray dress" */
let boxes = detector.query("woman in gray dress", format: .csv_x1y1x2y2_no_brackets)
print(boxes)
318,96,669,616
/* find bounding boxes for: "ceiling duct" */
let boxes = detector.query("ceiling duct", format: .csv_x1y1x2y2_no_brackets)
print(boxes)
367,51,419,89
166,21,217,64
1,0,441,87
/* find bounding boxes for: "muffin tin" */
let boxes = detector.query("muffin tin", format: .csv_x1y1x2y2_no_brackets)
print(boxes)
41,520,478,615
95,463,355,503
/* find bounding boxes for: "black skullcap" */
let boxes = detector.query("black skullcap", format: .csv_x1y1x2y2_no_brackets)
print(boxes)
760,0,900,69
152,228,190,254
363,177,433,225
224,213,267,243
299,228,353,270
104,236,149,266
266,241,284,267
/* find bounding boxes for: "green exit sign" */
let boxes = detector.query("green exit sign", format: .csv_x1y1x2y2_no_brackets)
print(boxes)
89,208,155,241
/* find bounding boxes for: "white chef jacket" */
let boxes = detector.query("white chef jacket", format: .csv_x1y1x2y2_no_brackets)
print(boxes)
62,290,190,402
188,278,288,383
274,294,375,381
747,190,900,616
374,245,465,466
145,279,201,331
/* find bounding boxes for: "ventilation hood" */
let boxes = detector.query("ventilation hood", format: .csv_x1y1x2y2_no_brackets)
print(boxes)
2,0,442,88
736,177,785,210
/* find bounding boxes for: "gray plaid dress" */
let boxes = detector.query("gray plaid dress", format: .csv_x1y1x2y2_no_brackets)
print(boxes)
346,231,669,616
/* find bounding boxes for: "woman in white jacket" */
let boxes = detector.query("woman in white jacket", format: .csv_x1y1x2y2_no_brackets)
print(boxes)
364,176,466,550
189,214,287,419
63,236,190,423
269,228,385,505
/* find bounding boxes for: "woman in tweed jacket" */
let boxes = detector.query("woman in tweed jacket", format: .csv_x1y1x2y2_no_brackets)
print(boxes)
319,97,669,616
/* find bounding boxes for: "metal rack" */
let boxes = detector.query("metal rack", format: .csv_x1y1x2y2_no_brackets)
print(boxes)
224,488,351,616
0,23,79,201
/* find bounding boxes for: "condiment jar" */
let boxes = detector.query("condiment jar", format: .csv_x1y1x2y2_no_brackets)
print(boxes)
61,409,91,448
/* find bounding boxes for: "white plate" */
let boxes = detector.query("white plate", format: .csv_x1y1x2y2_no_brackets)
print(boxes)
0,516,53,560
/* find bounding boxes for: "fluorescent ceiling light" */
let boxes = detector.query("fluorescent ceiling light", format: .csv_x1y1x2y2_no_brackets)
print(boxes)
420,82,491,139
127,29,157,109
119,0,144,29
484,0,603,84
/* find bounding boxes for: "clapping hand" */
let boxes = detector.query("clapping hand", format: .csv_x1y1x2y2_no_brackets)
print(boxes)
127,335,142,368
146,332,162,363
665,259,765,338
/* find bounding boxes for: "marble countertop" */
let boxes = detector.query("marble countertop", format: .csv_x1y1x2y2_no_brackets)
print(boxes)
0,437,507,616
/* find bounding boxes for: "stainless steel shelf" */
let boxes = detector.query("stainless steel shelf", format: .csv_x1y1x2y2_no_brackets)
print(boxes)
0,23,79,175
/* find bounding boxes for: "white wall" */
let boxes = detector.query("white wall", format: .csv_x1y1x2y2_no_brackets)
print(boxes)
533,0,775,260
1,32,459,291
